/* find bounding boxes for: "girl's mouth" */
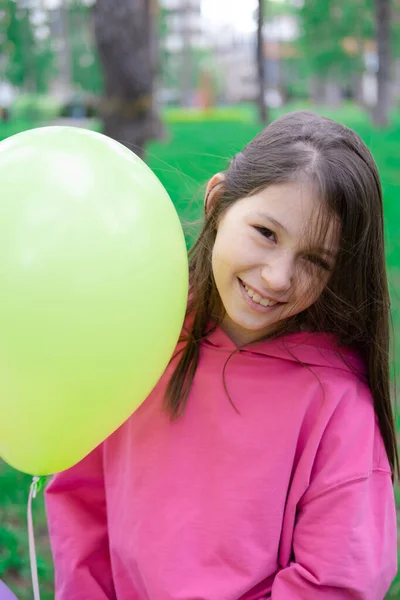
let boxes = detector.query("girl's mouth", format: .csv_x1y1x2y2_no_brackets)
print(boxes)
238,278,282,311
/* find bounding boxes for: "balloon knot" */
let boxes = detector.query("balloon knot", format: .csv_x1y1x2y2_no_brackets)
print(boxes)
31,476,47,499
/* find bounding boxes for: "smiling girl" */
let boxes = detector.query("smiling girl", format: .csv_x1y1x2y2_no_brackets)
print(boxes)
46,111,398,600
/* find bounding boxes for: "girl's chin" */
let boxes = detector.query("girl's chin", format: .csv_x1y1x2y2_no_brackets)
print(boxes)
224,313,279,340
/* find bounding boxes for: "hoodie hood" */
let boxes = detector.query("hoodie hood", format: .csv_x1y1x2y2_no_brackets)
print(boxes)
202,325,366,379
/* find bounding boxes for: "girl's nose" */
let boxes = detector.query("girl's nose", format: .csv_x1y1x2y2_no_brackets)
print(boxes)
260,258,294,294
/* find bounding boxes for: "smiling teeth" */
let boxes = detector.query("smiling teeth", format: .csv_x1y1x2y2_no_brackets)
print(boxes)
244,285,277,307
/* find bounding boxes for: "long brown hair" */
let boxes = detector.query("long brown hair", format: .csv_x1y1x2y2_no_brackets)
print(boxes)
165,110,399,479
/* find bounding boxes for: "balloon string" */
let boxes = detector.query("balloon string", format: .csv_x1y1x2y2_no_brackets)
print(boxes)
28,477,42,600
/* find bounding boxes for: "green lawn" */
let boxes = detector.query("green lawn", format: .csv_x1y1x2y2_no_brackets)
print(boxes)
0,103,400,598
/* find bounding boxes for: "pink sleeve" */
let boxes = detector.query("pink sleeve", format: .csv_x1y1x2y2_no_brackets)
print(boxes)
45,444,116,600
271,471,397,599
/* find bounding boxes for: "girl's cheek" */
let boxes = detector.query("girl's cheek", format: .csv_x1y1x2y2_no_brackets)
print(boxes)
297,273,320,300
306,274,328,303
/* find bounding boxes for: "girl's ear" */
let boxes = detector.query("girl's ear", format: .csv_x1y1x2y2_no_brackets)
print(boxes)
204,173,225,215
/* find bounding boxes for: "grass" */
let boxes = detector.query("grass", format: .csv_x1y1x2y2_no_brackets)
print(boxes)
0,103,400,598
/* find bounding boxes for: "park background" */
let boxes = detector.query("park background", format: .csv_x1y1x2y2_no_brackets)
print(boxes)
0,0,400,598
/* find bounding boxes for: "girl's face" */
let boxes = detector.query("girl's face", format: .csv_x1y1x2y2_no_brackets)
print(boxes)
211,180,339,346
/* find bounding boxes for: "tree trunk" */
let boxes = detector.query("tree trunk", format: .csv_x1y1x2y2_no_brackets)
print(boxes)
373,0,391,127
257,0,268,124
93,0,162,159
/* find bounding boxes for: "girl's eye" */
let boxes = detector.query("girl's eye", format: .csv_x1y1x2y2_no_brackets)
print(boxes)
254,226,276,242
305,255,332,271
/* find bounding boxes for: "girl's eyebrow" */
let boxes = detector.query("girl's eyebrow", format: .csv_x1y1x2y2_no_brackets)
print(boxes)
307,246,337,258
253,212,288,234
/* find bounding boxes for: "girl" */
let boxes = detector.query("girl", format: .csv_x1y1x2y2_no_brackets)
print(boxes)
45,111,398,599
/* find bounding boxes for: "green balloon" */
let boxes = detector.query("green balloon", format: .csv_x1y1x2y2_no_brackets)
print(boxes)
0,127,188,475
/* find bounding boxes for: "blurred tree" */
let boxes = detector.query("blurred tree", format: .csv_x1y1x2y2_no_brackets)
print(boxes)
68,0,103,95
299,0,373,104
373,0,391,126
30,10,56,94
0,0,55,93
0,0,25,88
93,0,162,157
257,0,268,123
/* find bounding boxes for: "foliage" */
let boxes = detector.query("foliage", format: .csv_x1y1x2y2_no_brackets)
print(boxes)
297,0,400,81
10,93,61,121
68,0,103,95
0,0,103,96
0,0,56,93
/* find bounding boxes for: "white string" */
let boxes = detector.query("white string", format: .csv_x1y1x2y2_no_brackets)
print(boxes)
27,477,41,600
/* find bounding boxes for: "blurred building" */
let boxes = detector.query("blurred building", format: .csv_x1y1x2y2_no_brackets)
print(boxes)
210,14,299,105
160,0,208,106
39,0,400,113
210,32,258,103
161,0,205,52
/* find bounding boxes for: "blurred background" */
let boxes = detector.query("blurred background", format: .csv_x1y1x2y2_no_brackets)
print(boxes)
0,0,399,598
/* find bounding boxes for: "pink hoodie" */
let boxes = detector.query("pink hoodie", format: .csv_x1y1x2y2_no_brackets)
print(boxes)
45,328,397,599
